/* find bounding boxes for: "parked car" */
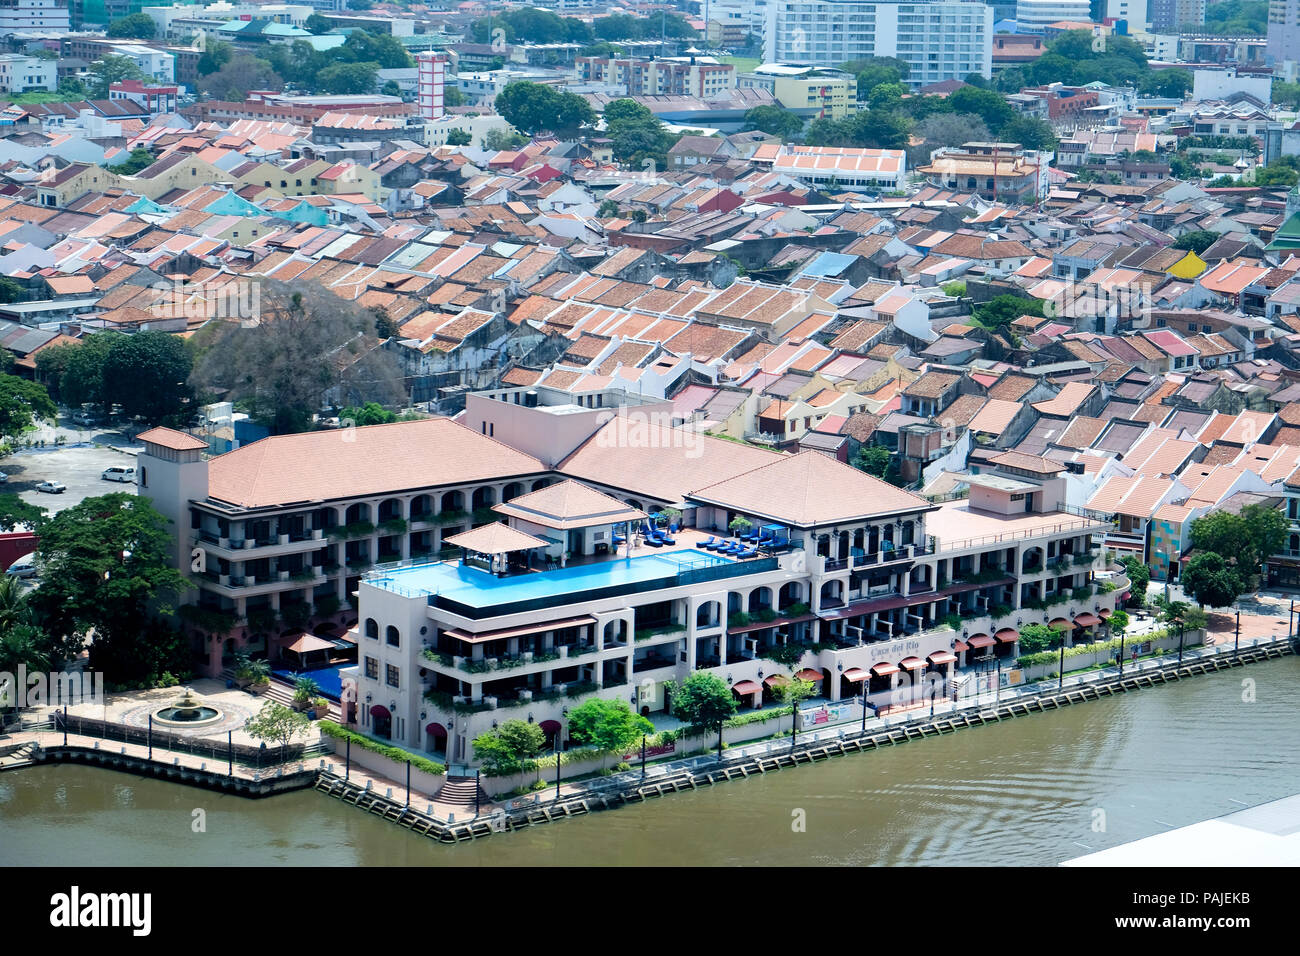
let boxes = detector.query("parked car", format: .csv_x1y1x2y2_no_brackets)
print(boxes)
36,481,66,494
0,471,7,482
5,560,37,580
101,466,135,483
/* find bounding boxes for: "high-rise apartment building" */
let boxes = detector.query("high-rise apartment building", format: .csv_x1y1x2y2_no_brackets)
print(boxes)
1148,0,1205,32
764,0,994,86
416,51,448,121
1014,0,1091,30
1268,0,1300,67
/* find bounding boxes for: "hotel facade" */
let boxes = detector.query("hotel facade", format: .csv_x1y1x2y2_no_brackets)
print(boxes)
140,386,1124,769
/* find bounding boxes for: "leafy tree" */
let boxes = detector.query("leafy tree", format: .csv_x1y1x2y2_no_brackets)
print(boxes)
1139,67,1192,98
0,624,49,694
106,147,155,175
743,104,804,140
0,374,56,448
0,494,44,532
998,114,1056,151
1171,230,1219,253
443,128,470,147
1189,504,1286,581
854,445,892,480
107,12,155,38
948,86,1015,135
771,675,816,733
565,697,652,767
372,308,399,339
101,330,193,425
34,331,121,408
1108,609,1130,638
339,402,397,427
444,85,466,108
995,67,1029,94
318,61,379,95
495,80,594,137
1018,622,1061,654
190,280,407,434
305,13,333,34
972,294,1043,332
343,30,413,69
1119,555,1149,607
915,112,990,151
87,54,147,99
381,80,401,98
199,53,283,101
473,719,545,774
1181,552,1242,608
483,127,528,151
30,494,188,672
597,199,620,218
0,276,23,305
196,40,233,77
1254,161,1300,189
244,700,312,764
667,672,736,734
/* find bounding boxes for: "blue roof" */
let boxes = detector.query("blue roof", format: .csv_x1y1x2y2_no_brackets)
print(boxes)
798,251,857,279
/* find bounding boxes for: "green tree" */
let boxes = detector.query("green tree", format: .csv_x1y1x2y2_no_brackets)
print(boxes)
1108,609,1130,638
343,30,413,69
483,127,528,151
196,39,233,77
445,128,471,146
743,104,804,140
565,697,652,767
244,700,311,765
339,402,397,427
0,494,44,532
495,80,594,137
106,147,155,175
34,331,121,408
998,114,1056,151
1120,555,1149,607
1181,553,1242,609
102,330,194,425
1189,504,1286,581
107,12,155,38
86,54,147,99
667,672,736,735
771,675,816,734
30,493,187,672
1172,229,1219,253
473,719,546,774
972,294,1043,332
601,97,676,169
0,374,55,448
318,61,379,95
854,445,892,479
198,53,283,101
1139,67,1192,98
444,84,466,108
1018,622,1061,654
0,276,24,304
305,13,333,34
948,86,1015,135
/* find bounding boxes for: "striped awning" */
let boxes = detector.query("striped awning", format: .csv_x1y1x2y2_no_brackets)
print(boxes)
732,680,762,695
1074,612,1101,627
952,640,969,653
869,662,899,677
795,668,824,682
927,651,958,665
1098,608,1113,619
898,657,925,670
843,667,870,682
1049,617,1071,630
763,674,790,688
995,628,1019,643
967,634,995,648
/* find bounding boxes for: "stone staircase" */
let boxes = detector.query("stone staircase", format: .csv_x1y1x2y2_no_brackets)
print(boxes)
436,775,484,810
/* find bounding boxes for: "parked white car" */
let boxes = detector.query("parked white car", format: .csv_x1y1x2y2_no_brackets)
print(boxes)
36,481,66,494
5,559,37,580
102,466,135,483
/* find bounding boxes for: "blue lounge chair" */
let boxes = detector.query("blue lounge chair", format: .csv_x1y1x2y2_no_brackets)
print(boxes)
739,548,758,559
696,536,716,549
643,536,663,548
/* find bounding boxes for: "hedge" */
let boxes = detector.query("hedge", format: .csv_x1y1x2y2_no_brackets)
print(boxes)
318,720,447,776
1016,628,1169,668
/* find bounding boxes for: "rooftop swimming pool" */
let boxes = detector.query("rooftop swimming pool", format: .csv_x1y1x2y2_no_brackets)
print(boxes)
367,549,753,614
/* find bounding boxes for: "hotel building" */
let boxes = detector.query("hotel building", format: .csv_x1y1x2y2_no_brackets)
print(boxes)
139,387,1122,767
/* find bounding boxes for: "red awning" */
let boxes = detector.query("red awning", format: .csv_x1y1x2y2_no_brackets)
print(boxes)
1074,612,1101,627
539,719,561,734
763,674,789,688
967,634,995,648
795,668,824,682
843,667,870,682
1098,608,1113,619
425,722,447,737
869,663,899,677
1119,591,1131,602
369,704,390,718
952,640,969,653
898,657,925,670
732,680,762,695
1049,617,1071,630
927,651,958,665
995,628,1019,643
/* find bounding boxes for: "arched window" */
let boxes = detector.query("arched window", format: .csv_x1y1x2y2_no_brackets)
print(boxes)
386,625,400,648
365,618,378,639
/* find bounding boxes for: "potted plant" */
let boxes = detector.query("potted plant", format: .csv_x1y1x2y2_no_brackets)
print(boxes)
307,696,331,719
292,676,320,711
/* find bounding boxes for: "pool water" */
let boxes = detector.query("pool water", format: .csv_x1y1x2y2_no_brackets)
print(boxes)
273,664,349,701
370,550,733,609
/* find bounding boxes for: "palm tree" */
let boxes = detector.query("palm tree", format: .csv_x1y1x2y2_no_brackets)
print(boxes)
292,675,320,706
0,575,34,633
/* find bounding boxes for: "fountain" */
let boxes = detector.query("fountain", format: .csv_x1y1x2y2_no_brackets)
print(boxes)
153,687,223,727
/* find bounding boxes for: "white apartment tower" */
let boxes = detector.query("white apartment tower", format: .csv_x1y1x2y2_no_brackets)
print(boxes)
416,51,448,121
764,0,994,87
1269,0,1300,70
1014,0,1092,29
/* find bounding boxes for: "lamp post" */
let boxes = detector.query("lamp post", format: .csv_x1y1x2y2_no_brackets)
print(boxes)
147,713,153,760
860,680,868,733
1058,640,1065,691
1177,619,1185,665
640,734,647,779
1235,608,1240,656
1118,631,1125,677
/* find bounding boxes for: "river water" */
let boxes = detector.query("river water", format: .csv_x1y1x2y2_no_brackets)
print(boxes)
3,658,1297,866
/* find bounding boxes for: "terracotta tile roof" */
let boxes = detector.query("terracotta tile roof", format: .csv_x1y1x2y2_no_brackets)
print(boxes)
986,373,1037,402
207,419,545,509
139,427,207,452
689,450,931,527
493,479,646,530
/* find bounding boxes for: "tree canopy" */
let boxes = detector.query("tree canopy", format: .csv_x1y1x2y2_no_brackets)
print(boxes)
743,105,804,141
1189,504,1286,582
668,672,737,732
1181,550,1245,609
0,374,55,450
107,13,155,39
565,697,652,765
473,719,546,774
495,81,594,137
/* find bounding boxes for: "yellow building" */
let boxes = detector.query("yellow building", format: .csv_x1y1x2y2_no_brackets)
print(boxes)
739,65,854,120
1167,250,1208,280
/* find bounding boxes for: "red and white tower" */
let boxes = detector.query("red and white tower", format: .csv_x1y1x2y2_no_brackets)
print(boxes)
416,52,448,121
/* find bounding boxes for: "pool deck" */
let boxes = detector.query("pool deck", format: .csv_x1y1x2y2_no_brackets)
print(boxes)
367,527,759,608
